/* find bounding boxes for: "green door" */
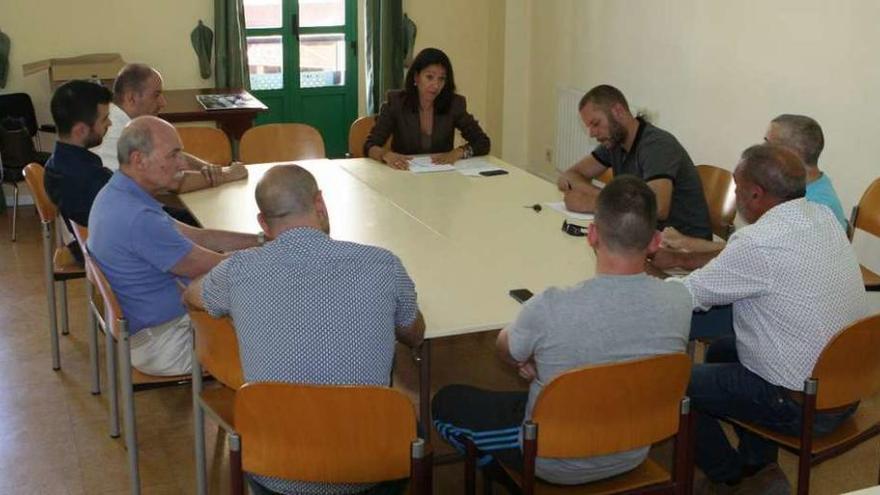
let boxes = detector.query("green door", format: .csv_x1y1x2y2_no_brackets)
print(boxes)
244,0,357,157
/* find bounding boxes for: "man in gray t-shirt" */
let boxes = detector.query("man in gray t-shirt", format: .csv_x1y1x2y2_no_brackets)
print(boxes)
557,84,712,239
432,176,691,486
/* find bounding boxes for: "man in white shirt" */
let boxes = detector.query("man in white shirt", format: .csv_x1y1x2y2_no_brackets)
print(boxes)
92,63,244,181
662,144,867,491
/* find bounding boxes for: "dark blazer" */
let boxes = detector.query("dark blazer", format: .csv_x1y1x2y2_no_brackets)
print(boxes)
363,90,491,157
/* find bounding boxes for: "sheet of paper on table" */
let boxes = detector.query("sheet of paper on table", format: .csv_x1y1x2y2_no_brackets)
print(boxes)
543,202,595,221
408,156,455,174
454,158,505,177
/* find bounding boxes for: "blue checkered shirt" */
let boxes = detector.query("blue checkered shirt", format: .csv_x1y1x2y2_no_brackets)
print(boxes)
202,227,420,494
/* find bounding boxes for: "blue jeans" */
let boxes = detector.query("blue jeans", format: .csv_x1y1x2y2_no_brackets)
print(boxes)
689,336,857,483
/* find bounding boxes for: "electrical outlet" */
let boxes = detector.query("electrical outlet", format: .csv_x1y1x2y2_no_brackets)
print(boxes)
545,148,553,164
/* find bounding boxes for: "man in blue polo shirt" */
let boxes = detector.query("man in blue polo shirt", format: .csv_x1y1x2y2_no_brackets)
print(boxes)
88,116,261,376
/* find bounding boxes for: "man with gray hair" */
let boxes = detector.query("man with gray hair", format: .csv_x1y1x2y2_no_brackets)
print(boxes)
88,116,261,376
92,62,245,188
184,164,425,494
660,144,866,492
765,114,847,229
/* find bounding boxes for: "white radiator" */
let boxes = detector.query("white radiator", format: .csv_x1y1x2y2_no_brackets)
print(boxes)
554,86,595,172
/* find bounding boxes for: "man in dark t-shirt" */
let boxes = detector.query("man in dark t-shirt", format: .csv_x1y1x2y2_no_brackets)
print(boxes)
558,84,712,239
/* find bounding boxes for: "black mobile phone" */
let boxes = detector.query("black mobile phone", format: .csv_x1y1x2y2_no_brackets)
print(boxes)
479,169,509,177
509,288,534,304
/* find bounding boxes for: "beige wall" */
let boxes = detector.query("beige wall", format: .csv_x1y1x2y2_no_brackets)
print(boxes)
503,0,880,215
0,0,215,126
404,0,506,153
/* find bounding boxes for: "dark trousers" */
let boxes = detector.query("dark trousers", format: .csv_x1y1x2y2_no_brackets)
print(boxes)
690,336,857,483
690,305,734,341
432,385,528,494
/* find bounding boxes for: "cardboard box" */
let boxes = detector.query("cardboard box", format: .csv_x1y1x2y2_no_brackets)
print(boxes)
23,53,126,88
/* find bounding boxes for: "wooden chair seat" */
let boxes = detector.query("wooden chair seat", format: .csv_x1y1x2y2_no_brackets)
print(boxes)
728,402,880,454
861,265,880,291
53,246,84,279
501,458,670,495
131,368,193,387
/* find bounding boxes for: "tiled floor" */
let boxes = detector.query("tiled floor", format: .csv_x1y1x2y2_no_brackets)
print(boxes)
0,206,877,494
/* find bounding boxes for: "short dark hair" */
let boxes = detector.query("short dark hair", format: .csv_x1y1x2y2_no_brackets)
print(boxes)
738,144,806,201
402,48,457,114
579,84,630,112
50,80,113,137
769,114,824,166
112,63,155,105
595,175,657,253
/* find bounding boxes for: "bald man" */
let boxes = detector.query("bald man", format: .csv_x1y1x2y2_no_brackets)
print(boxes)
184,164,425,495
662,144,867,492
88,116,261,376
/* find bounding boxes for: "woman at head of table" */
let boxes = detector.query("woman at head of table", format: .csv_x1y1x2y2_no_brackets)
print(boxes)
363,47,491,170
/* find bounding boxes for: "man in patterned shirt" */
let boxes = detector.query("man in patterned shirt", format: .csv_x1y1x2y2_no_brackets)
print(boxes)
659,144,867,492
185,164,425,495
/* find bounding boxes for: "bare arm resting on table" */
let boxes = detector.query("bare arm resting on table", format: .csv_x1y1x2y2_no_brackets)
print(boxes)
557,154,606,212
661,227,726,253
176,159,248,194
496,328,537,381
651,247,721,271
175,221,261,253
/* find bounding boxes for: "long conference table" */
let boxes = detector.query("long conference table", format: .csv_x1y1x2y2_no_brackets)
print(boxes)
179,157,597,430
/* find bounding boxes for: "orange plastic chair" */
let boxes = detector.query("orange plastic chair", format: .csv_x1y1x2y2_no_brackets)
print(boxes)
696,164,736,240
724,314,880,494
466,354,693,495
239,123,326,164
849,177,880,291
347,115,392,158
177,126,233,165
85,254,193,495
22,163,85,371
230,382,432,495
189,308,244,495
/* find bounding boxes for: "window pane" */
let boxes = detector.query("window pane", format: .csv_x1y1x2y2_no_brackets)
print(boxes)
243,0,282,29
299,33,345,88
299,0,345,27
248,36,284,90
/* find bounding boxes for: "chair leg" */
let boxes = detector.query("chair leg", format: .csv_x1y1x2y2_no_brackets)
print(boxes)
229,432,244,495
106,327,120,438
86,282,100,395
59,280,70,335
118,328,141,494
41,224,60,370
10,182,18,242
192,349,207,495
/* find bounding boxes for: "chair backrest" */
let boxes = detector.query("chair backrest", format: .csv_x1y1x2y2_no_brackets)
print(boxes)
84,254,125,339
852,177,880,238
177,126,233,165
595,167,613,185
239,123,326,164
696,164,736,239
0,92,38,137
812,313,880,409
188,309,244,389
234,382,417,483
348,115,392,158
23,162,56,222
531,353,691,458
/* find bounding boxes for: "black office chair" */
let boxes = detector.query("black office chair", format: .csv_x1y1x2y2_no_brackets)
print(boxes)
0,118,49,241
0,93,56,152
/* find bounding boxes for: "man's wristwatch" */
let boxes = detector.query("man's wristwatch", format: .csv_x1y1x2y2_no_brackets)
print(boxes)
257,231,266,246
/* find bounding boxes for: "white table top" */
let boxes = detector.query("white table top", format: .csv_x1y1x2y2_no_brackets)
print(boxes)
179,157,596,339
